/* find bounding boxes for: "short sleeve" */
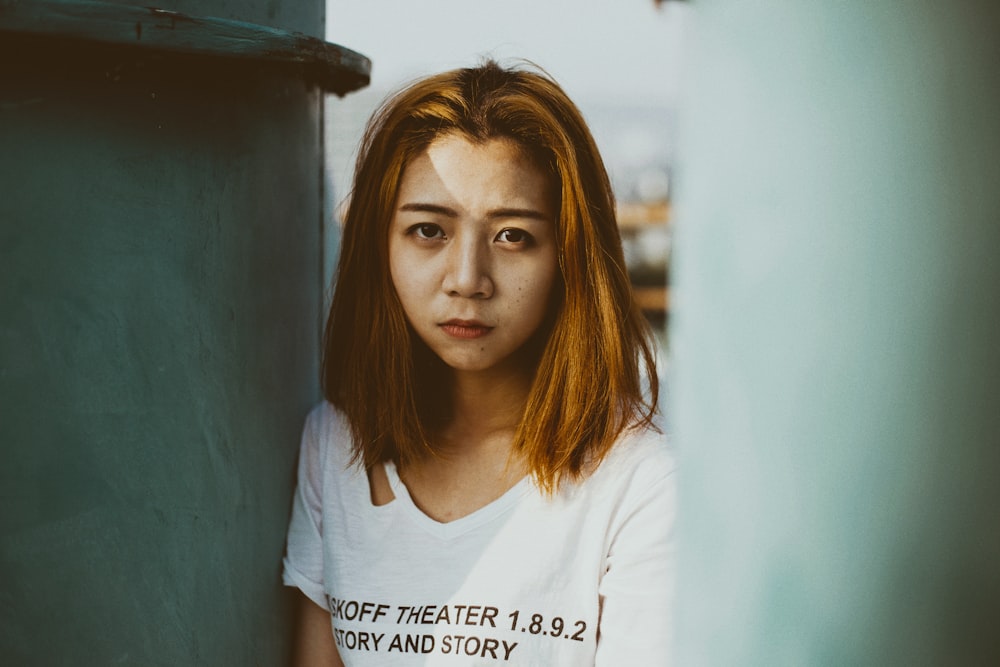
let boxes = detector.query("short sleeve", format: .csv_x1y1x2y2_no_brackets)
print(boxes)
281,405,329,610
595,445,677,666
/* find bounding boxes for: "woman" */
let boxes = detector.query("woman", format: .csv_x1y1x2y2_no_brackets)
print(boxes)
283,60,675,666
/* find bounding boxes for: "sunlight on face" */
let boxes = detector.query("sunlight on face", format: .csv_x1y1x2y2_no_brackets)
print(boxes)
388,133,560,376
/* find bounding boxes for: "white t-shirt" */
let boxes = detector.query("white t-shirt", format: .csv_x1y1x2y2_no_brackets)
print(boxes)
283,402,675,666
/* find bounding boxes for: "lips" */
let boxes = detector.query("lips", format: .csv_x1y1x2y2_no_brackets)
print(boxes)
439,319,493,339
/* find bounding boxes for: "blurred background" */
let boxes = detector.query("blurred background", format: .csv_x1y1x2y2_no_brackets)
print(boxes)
4,1,998,664
321,0,691,348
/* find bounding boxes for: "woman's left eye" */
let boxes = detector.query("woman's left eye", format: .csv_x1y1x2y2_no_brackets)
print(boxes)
495,228,533,245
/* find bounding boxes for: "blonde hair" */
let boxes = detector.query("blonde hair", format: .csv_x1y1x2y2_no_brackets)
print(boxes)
323,60,658,491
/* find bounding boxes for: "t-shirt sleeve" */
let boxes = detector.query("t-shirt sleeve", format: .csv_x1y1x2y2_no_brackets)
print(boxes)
281,405,329,610
595,445,677,666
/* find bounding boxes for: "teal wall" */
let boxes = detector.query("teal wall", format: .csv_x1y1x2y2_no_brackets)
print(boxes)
95,0,324,37
672,1,1000,664
0,2,334,665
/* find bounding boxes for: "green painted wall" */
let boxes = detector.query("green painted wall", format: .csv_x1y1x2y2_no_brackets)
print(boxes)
0,2,336,665
672,1,1000,664
93,0,324,37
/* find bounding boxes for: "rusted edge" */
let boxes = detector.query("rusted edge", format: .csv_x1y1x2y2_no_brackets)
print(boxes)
0,0,371,95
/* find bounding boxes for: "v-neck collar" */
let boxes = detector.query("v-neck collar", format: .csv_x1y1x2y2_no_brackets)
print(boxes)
383,460,533,540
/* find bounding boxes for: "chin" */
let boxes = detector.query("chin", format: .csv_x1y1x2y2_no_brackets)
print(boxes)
438,356,502,373
436,346,538,376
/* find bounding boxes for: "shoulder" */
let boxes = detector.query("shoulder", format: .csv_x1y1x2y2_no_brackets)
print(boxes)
299,400,354,468
565,417,676,514
303,400,349,436
598,417,675,488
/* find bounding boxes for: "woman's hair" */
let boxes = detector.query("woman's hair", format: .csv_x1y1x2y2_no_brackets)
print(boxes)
323,60,659,491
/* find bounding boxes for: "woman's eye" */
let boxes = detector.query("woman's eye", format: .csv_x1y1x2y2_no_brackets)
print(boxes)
409,223,444,240
495,228,533,245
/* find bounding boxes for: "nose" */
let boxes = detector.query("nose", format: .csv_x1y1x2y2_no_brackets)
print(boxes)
442,236,493,299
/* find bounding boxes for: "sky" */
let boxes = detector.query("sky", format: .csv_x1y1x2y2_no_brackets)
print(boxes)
324,0,691,107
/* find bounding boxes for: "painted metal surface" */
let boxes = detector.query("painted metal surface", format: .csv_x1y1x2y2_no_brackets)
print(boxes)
0,0,370,95
0,1,368,664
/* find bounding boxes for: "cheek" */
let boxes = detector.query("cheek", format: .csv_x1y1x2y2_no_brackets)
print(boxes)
390,274,418,317
387,238,404,289
388,242,418,299
515,258,560,318
387,249,415,321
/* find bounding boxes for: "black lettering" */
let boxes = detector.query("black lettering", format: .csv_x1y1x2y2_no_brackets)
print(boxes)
420,605,437,624
395,606,410,624
441,635,453,654
404,634,419,652
482,637,500,659
344,630,357,650
405,606,421,623
389,634,403,652
374,604,390,622
464,636,481,656
481,606,499,627
344,600,359,621
372,633,385,651
465,605,481,626
529,614,543,634
357,632,371,651
502,640,517,660
435,605,451,625
359,601,375,621
421,634,435,653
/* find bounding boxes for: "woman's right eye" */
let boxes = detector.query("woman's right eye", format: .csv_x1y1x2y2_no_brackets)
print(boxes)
408,223,445,240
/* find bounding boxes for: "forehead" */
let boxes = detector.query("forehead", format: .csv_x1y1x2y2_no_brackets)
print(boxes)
396,133,555,206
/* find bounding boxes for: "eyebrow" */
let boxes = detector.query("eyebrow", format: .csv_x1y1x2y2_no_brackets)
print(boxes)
397,202,551,222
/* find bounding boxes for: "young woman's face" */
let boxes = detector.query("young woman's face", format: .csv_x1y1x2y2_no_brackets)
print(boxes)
389,132,560,375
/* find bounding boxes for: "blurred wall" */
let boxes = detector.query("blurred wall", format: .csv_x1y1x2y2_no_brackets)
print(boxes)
672,0,1000,664
0,1,356,664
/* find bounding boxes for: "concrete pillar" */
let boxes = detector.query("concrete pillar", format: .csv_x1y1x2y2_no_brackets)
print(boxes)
672,1,1000,663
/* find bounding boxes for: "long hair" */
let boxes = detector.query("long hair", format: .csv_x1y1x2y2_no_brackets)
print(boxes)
322,60,659,491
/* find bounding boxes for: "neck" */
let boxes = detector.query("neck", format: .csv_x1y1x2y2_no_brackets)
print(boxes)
396,363,535,523
434,364,534,455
